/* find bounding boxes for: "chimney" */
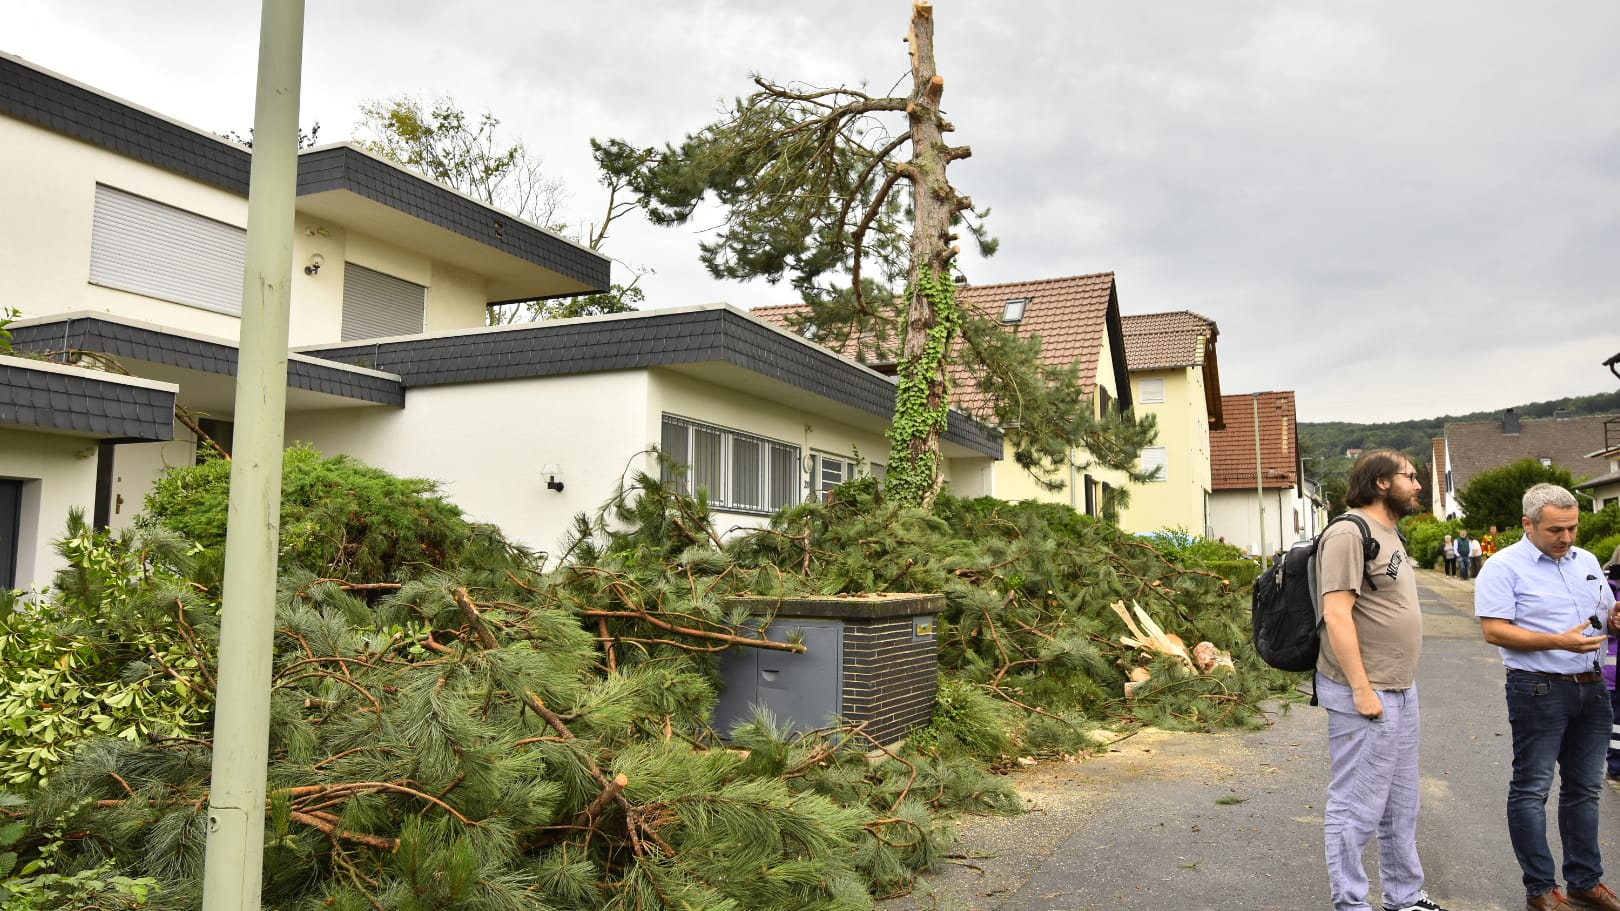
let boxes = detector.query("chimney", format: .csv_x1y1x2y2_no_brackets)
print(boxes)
1503,409,1520,435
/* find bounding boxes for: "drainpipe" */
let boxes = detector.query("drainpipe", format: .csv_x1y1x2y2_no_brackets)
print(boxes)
201,4,303,910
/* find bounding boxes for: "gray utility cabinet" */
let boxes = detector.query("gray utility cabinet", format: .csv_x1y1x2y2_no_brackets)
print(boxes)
712,593,942,745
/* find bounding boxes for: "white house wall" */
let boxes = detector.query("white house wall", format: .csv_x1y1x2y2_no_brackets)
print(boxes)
649,369,890,525
0,430,101,589
285,371,653,561
1,116,245,337
2,116,492,348
106,425,202,534
944,457,993,499
1209,488,1305,557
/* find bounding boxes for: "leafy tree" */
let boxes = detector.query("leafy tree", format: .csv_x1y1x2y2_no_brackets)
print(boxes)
600,3,1152,508
221,122,323,149
1455,458,1585,531
358,95,564,227
356,95,646,322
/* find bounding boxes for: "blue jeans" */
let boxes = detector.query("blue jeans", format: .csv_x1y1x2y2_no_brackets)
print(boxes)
1504,669,1610,898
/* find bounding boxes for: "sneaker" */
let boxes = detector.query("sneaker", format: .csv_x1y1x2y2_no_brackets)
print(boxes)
1570,883,1620,911
1386,891,1450,911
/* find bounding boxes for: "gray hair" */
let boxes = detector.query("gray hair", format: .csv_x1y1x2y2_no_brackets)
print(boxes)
1522,483,1578,522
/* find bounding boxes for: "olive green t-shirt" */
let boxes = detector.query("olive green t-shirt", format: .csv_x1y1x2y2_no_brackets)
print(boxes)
1314,510,1422,690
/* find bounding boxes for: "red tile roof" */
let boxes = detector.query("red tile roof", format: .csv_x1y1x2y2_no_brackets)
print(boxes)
1121,310,1224,430
1210,391,1300,491
749,272,1123,423
1120,311,1216,370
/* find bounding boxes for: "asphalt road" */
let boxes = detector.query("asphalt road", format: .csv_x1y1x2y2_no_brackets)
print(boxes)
881,568,1620,911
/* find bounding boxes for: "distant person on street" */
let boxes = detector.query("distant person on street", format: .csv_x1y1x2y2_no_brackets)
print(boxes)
1475,484,1620,911
1457,529,1474,581
1472,534,1486,575
1317,449,1450,911
1443,534,1458,576
1484,525,1501,562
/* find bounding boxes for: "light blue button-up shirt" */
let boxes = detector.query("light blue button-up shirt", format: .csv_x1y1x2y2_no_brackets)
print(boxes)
1475,536,1614,674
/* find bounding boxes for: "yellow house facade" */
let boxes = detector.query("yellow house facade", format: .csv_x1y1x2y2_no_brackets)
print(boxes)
1117,312,1223,536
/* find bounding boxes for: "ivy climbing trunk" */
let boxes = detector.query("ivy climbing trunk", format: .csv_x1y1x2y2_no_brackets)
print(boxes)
885,1,977,509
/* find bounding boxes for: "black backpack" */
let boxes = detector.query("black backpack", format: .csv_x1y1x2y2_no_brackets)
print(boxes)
1251,513,1380,673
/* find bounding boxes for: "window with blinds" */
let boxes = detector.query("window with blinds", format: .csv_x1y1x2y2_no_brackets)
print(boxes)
660,415,801,513
1140,446,1169,482
89,184,247,315
341,263,426,341
1139,378,1166,404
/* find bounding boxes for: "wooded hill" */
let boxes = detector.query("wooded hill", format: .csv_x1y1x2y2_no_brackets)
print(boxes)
1298,388,1620,516
1300,388,1620,466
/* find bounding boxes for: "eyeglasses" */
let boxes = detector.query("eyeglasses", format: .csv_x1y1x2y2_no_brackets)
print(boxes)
1393,471,1420,483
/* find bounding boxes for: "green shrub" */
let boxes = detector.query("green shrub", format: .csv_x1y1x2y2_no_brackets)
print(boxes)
1206,559,1262,589
1580,503,1620,550
139,443,474,583
1589,533,1620,568
1400,514,1455,569
907,676,1014,760
1137,529,1247,566
0,515,210,790
1458,459,1581,532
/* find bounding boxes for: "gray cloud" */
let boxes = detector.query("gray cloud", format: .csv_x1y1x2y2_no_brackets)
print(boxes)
5,0,1617,422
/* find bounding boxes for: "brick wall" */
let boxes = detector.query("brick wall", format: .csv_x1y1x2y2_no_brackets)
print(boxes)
841,615,937,744
722,594,942,745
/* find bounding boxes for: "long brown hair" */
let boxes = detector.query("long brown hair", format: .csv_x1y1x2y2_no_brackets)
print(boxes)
1344,448,1408,509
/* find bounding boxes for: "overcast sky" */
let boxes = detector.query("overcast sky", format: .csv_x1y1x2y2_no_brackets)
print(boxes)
6,1,1619,423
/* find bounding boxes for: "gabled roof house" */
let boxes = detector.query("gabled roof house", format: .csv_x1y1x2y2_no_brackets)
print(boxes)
1208,391,1320,557
1117,311,1223,536
0,51,1000,588
751,272,1134,519
1440,409,1620,518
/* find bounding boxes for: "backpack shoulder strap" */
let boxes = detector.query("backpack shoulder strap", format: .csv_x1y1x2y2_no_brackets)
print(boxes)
1327,512,1381,591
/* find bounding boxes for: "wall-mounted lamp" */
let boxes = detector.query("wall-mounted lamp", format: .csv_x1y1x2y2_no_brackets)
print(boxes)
542,463,565,492
304,253,324,276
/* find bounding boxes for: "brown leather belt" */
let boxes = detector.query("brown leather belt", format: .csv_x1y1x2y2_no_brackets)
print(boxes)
1520,670,1604,684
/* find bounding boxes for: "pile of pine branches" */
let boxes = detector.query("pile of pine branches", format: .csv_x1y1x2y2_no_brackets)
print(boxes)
2,455,1294,910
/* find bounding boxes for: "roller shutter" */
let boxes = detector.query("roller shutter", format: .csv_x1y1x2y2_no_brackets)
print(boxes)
89,184,246,315
341,263,425,341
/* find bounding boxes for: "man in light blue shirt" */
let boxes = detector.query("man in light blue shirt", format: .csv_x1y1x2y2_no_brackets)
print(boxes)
1476,483,1620,911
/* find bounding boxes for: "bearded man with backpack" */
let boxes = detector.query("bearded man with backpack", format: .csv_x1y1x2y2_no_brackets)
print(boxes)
1317,449,1449,911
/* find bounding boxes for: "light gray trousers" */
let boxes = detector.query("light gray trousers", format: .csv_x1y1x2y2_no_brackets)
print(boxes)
1318,674,1425,911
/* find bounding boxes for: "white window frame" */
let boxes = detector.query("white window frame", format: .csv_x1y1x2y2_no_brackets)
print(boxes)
1138,377,1166,404
813,453,858,501
660,415,802,514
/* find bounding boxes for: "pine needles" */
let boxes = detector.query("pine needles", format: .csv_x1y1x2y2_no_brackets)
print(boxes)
1,452,1295,909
